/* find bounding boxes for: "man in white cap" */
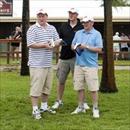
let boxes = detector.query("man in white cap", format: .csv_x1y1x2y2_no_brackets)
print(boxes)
71,16,103,118
51,8,90,111
27,9,60,119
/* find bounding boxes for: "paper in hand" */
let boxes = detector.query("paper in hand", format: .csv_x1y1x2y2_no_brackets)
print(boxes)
49,39,55,47
60,40,67,46
49,39,63,47
73,43,83,56
73,43,81,50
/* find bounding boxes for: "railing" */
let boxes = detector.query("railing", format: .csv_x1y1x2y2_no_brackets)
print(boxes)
112,39,130,60
0,39,21,64
0,39,60,64
0,39,130,64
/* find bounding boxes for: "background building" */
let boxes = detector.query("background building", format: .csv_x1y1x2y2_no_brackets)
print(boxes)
0,0,130,38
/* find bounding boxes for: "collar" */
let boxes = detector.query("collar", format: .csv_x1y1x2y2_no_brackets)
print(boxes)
83,27,94,34
68,18,81,26
35,22,49,28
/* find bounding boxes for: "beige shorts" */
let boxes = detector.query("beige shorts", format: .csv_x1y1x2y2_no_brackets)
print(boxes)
73,65,99,91
56,57,75,84
29,67,52,97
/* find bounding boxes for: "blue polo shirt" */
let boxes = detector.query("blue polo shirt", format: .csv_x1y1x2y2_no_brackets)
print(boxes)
72,28,103,67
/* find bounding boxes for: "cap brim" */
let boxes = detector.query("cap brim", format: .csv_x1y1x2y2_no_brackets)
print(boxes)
68,11,78,14
82,20,94,23
37,12,48,15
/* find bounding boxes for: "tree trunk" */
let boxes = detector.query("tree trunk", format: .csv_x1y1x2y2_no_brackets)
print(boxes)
20,0,30,75
100,0,118,92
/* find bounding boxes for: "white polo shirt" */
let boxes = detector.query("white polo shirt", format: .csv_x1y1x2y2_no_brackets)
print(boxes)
27,22,59,68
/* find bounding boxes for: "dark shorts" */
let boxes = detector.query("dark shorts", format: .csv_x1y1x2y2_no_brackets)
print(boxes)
56,57,75,84
11,43,20,47
121,47,128,51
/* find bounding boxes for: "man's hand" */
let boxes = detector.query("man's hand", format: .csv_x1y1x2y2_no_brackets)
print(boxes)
48,39,55,47
78,44,89,49
59,39,67,46
54,39,63,47
71,44,75,50
73,43,81,50
44,43,53,49
48,39,63,48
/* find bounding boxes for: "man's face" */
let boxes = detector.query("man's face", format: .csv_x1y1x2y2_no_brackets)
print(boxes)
69,12,78,21
37,13,48,26
82,21,94,31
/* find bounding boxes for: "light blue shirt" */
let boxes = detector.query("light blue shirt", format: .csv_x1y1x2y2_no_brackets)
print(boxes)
72,28,103,67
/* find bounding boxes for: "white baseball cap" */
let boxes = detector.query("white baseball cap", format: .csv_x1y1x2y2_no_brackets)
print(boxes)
115,32,119,35
36,9,48,15
68,8,78,14
82,16,94,22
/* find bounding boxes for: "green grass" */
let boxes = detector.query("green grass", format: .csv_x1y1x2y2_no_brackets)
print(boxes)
98,59,130,66
0,70,130,130
0,57,130,66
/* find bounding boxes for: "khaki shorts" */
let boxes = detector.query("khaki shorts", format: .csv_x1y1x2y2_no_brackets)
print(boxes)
73,65,99,91
30,67,52,97
56,57,75,84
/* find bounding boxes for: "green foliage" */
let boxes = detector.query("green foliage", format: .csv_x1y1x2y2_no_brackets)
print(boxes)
112,0,130,6
0,70,130,130
99,0,130,6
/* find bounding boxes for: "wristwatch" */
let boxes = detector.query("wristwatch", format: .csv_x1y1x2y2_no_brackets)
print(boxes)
86,45,89,49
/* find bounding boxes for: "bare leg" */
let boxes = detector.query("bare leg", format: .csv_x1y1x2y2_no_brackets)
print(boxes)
31,96,41,119
40,93,48,110
51,82,65,109
31,96,39,106
41,93,48,103
91,91,98,108
57,83,65,101
11,47,16,61
78,89,85,106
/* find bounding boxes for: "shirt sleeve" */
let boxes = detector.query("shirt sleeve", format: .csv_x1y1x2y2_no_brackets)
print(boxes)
52,26,60,41
27,27,36,47
95,32,103,48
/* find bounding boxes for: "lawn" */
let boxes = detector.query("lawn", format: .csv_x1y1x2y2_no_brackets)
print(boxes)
0,57,130,66
0,70,130,130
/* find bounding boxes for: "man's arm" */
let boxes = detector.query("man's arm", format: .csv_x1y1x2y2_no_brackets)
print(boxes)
28,42,53,49
79,44,102,53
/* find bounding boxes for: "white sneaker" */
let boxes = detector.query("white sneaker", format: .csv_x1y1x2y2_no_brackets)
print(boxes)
51,101,63,109
40,106,48,113
40,106,56,114
84,103,90,110
32,109,41,120
71,106,86,115
93,108,100,118
47,107,56,114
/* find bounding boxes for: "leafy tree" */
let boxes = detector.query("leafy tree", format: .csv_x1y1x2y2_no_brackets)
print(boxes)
112,0,130,6
100,0,130,6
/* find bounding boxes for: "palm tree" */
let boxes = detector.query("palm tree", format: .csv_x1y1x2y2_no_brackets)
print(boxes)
100,0,130,6
100,0,129,92
20,0,30,75
112,0,130,6
100,0,117,92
